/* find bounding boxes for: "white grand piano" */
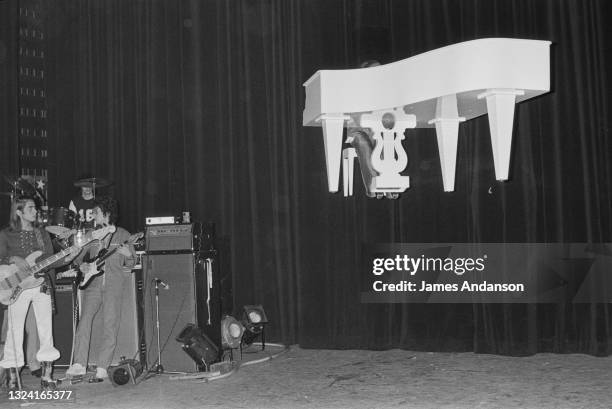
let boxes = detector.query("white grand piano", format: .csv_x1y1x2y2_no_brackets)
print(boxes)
303,38,551,197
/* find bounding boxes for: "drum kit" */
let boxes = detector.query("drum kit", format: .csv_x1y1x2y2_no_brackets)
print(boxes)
1,175,113,246
49,177,113,247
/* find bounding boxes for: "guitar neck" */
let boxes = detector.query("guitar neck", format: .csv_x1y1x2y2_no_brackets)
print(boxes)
27,226,114,279
32,246,77,275
96,247,119,266
96,234,140,267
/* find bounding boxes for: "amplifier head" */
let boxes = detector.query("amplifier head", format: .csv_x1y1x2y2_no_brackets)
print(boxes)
145,223,193,252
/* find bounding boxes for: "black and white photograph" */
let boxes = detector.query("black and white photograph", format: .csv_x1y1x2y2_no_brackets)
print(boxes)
0,0,611,408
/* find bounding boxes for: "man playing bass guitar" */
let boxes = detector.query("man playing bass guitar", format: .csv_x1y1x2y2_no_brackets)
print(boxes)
0,196,82,390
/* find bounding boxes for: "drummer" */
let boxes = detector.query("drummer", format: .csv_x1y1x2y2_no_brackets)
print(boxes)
68,186,95,230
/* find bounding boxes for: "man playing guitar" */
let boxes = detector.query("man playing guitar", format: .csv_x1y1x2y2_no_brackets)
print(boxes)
66,196,136,382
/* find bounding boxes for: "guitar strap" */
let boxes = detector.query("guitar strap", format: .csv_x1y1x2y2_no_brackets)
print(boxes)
33,226,45,251
101,230,115,286
34,227,56,313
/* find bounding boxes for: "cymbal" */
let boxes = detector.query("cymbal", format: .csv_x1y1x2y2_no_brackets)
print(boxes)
74,177,113,188
46,226,74,237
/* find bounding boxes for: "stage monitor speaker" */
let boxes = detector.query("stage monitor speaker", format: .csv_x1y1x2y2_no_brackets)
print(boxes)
53,283,76,366
90,273,140,366
143,253,201,372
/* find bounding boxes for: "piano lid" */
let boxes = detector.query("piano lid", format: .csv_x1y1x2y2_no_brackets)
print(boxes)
303,38,551,127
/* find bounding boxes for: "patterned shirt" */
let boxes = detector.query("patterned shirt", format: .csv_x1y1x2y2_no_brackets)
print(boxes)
0,227,54,265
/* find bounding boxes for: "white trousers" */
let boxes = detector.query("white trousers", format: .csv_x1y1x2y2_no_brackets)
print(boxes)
0,287,60,368
1,307,40,370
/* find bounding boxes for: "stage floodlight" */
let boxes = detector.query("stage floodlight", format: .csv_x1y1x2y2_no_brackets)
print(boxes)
108,359,143,386
221,315,244,349
176,324,219,370
242,305,268,330
241,305,268,348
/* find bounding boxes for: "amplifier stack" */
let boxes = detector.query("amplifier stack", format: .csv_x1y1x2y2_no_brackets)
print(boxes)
142,222,231,372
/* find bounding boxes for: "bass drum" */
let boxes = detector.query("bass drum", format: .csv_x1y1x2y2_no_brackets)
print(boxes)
48,207,76,228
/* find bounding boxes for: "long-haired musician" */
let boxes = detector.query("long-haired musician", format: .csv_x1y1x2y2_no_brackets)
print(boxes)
66,196,136,382
0,196,79,390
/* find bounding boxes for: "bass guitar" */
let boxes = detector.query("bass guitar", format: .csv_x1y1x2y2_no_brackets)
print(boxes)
0,226,116,305
57,232,143,289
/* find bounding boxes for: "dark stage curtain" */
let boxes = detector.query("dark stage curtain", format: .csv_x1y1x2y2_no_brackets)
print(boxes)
0,0,20,225
39,0,612,355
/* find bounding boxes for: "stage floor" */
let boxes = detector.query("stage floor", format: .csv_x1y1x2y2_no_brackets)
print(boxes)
1,345,610,408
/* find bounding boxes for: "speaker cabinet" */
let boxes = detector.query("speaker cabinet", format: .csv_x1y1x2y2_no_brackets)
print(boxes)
143,242,231,372
89,273,141,366
53,283,76,366
143,253,201,372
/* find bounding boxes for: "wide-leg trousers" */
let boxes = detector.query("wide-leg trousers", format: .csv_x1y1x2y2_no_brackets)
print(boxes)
0,287,59,368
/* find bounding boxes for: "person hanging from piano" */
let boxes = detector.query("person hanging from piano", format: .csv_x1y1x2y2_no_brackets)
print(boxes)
0,196,81,391
346,60,399,200
66,196,136,382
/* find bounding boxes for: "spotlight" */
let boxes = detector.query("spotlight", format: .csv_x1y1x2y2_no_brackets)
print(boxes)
108,359,143,386
241,305,268,349
176,324,219,370
242,305,268,329
221,315,244,349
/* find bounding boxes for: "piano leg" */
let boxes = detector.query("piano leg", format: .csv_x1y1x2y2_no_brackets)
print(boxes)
319,114,349,193
342,147,357,197
478,89,525,182
428,94,465,192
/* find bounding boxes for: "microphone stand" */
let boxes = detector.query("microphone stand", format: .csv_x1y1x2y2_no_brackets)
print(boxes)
151,279,164,374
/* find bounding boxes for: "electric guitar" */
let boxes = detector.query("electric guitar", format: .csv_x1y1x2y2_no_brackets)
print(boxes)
0,225,116,305
57,232,143,289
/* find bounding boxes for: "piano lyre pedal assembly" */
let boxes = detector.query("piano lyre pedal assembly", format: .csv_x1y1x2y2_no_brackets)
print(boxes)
303,38,552,198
